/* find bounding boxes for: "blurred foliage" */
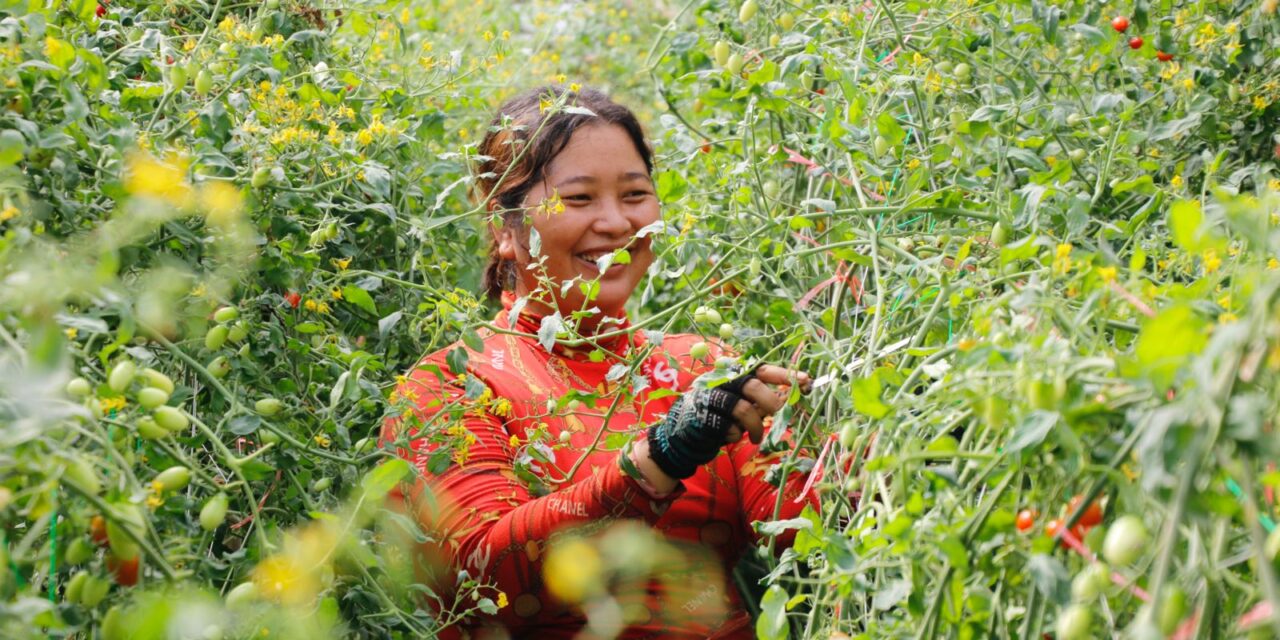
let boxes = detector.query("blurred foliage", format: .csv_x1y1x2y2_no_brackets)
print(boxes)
0,0,1279,638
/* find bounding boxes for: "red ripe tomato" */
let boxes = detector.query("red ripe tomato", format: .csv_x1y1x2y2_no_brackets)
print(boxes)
90,515,109,547
284,291,301,308
700,143,712,154
1129,37,1143,50
1016,509,1037,532
1156,50,1174,62
1068,495,1104,528
1111,16,1129,33
96,4,106,17
107,554,140,586
1045,518,1064,538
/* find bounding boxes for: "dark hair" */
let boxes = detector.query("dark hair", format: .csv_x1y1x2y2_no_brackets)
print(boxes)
473,85,654,300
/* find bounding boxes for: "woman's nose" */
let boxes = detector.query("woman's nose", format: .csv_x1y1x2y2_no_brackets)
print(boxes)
591,197,632,236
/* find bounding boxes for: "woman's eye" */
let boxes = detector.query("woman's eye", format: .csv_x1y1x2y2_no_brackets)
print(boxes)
563,194,590,202
625,191,651,199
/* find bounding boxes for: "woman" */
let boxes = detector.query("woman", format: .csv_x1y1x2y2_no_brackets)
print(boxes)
382,85,818,639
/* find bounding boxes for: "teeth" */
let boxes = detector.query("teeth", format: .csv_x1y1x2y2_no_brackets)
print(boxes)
578,252,608,262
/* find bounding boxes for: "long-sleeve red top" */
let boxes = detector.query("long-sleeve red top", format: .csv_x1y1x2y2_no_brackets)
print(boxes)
382,294,819,639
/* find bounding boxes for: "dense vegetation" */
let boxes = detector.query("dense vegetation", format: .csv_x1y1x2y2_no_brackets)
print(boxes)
0,0,1278,638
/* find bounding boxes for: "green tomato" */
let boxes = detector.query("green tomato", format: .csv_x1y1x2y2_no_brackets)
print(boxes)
778,12,795,30
1069,148,1086,162
65,570,89,605
738,0,758,22
1102,515,1148,566
1071,562,1109,601
105,507,143,562
1066,113,1085,126
199,493,229,532
205,324,229,351
255,397,284,416
101,606,125,640
689,341,711,360
1055,604,1093,640
140,368,175,394
194,69,213,95
991,222,1011,247
63,456,101,496
66,377,92,398
208,356,230,378
725,52,745,75
213,305,239,323
136,416,168,440
65,537,95,566
872,135,890,158
311,477,333,493
251,167,272,189
354,437,374,454
259,429,281,445
953,62,972,81
1157,586,1188,635
136,387,169,410
693,306,722,325
168,64,187,90
718,323,735,340
838,421,858,448
1097,125,1112,137
80,573,110,608
713,40,730,67
154,466,191,492
108,360,136,393
225,581,259,608
153,406,190,432
226,322,249,343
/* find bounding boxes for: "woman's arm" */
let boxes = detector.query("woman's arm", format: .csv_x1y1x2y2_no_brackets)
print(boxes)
381,360,682,627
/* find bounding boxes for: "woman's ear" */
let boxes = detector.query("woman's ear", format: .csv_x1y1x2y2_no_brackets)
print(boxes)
488,199,520,261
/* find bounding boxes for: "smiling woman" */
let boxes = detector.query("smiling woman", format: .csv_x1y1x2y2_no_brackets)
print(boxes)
382,85,817,639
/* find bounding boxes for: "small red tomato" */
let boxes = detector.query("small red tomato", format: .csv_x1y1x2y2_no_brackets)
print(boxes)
1156,50,1174,62
96,4,106,17
90,515,109,547
700,143,712,154
284,291,301,308
107,554,140,586
1016,509,1037,532
1068,495,1105,528
1111,16,1129,33
1129,37,1143,50
1045,518,1064,539
815,87,826,95
165,55,174,65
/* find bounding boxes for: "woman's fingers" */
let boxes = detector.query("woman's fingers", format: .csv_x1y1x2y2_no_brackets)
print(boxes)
724,425,744,444
741,378,785,415
731,400,765,443
753,365,812,394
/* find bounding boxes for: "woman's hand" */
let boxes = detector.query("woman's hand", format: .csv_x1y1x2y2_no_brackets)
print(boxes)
638,364,811,483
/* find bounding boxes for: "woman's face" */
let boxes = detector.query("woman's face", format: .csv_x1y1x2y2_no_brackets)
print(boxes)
496,123,659,323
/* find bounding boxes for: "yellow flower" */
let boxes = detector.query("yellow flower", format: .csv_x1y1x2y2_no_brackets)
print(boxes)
1268,179,1280,193
501,30,511,40
508,434,520,448
356,129,374,146
199,181,244,226
314,434,331,448
0,205,18,222
330,287,343,300
1218,312,1238,324
304,299,318,312
332,257,351,270
1202,249,1222,273
543,538,603,604
482,31,494,42
569,82,581,93
1268,258,1278,270
64,327,78,340
146,494,164,509
906,158,921,170
1053,243,1073,274
555,73,567,84
1171,175,1183,188
496,590,508,608
1254,95,1268,111
125,151,193,208
490,397,512,418
1096,266,1117,283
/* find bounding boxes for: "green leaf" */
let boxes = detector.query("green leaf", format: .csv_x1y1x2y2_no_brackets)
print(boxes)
1129,304,1206,390
0,130,26,167
342,285,378,315
1007,410,1058,453
360,458,410,502
756,585,789,640
1168,200,1204,252
876,112,906,147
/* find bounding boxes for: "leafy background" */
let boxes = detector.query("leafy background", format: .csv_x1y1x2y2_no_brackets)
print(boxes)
1,0,1278,638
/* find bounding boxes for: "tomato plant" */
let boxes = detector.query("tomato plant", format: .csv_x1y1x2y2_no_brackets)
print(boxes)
0,0,1277,638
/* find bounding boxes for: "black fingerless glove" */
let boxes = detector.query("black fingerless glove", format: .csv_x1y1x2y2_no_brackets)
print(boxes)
645,367,758,480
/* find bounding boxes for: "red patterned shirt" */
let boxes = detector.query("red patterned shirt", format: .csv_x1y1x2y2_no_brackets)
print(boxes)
382,295,819,639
